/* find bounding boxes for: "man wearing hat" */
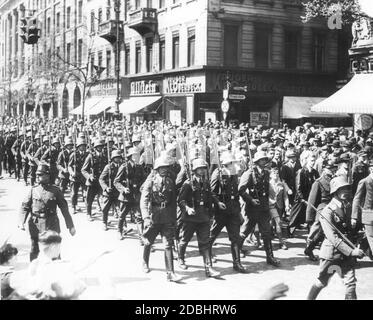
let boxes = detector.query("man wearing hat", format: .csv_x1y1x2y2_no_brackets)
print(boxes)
351,159,373,260
209,154,248,273
351,151,369,194
238,151,280,267
177,158,220,277
99,150,123,231
304,162,336,261
82,138,107,221
19,163,76,261
307,176,364,300
140,156,181,282
68,137,88,214
20,132,32,186
114,147,146,240
281,150,301,206
57,137,74,194
41,137,61,184
26,133,41,186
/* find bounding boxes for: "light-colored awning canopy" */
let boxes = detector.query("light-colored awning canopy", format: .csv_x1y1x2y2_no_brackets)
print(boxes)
311,73,373,114
283,96,349,119
107,95,162,114
70,96,115,115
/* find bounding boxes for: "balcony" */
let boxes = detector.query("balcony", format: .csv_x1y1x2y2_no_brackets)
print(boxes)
128,7,157,36
98,20,124,44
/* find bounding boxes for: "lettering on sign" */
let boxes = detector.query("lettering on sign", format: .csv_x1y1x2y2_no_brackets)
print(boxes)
90,80,119,97
131,80,159,96
250,112,270,127
165,75,203,94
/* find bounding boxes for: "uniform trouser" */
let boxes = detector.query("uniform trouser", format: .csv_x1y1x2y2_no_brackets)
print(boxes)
70,181,84,207
30,165,37,186
49,169,58,185
118,201,137,232
179,221,210,255
15,159,22,179
175,212,184,241
307,218,324,244
209,213,242,246
85,183,102,216
0,155,3,176
365,225,373,255
240,208,272,242
288,199,307,234
317,257,357,297
6,151,14,174
1,153,6,174
102,195,118,225
23,162,29,183
60,178,69,193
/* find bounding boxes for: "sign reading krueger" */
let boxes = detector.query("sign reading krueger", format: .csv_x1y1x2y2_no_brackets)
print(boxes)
164,75,205,94
131,80,160,96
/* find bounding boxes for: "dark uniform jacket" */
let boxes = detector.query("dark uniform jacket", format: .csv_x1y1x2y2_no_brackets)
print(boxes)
11,139,22,161
41,146,60,171
306,176,332,223
351,161,369,194
19,184,74,236
99,162,121,198
294,167,319,202
68,150,88,183
5,134,15,153
352,175,373,226
27,142,40,167
34,145,48,165
20,140,30,163
178,175,212,223
319,198,354,261
114,160,145,202
81,152,107,187
57,149,71,179
140,171,177,225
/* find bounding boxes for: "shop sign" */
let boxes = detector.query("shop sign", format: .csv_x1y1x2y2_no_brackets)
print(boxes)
130,80,160,96
90,79,119,97
250,112,270,127
229,94,246,100
165,75,204,94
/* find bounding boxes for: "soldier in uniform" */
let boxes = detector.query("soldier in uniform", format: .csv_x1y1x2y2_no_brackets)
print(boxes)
177,158,220,277
352,159,373,258
140,157,181,282
68,137,88,214
34,136,49,167
41,137,61,184
99,150,123,230
238,151,280,267
11,132,24,181
20,132,31,185
114,147,145,240
56,137,74,193
307,176,364,300
27,134,41,186
81,138,107,221
209,154,248,273
351,151,369,195
4,127,16,177
18,163,76,261
304,163,336,261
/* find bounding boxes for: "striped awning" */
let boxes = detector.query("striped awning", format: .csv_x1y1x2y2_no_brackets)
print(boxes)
311,73,373,114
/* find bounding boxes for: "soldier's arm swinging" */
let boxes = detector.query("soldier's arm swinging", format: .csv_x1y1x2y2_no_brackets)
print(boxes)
238,169,255,204
19,188,33,229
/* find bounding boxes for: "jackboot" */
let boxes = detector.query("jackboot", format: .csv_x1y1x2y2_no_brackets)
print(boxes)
177,243,188,270
136,222,144,246
202,249,220,277
307,284,323,300
264,239,280,267
304,239,318,261
231,243,248,273
165,247,182,282
142,244,151,273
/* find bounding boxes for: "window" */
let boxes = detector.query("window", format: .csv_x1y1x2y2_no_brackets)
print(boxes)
135,0,141,9
224,25,239,66
66,43,71,64
159,0,165,8
147,0,152,7
135,43,141,73
78,0,83,24
314,32,326,72
125,44,130,74
98,8,103,25
56,46,60,68
78,39,83,66
284,29,299,69
106,50,111,77
106,3,111,20
159,37,165,70
98,51,103,68
172,35,179,69
56,12,60,33
187,31,195,67
66,7,71,29
90,11,95,33
47,17,50,35
255,25,271,68
146,38,153,72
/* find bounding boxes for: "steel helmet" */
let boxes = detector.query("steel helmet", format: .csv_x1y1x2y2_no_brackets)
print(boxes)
330,176,351,194
111,150,122,160
105,136,114,144
221,154,235,166
52,137,60,145
34,134,40,140
94,138,105,148
253,151,269,163
154,157,171,170
192,158,208,171
42,136,49,143
132,135,141,143
76,138,87,147
64,136,73,146
126,147,138,158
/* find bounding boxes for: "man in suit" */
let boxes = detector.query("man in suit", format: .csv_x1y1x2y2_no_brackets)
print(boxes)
280,150,302,206
351,151,369,195
307,176,364,300
352,159,373,259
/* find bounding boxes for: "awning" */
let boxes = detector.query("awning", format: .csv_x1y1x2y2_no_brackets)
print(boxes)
86,97,115,115
283,96,349,119
311,73,373,114
107,96,162,114
70,96,112,115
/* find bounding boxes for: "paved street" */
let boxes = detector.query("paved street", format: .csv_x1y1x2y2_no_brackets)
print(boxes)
1,176,372,300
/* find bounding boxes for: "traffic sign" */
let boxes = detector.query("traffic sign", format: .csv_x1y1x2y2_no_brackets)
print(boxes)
233,86,248,92
221,100,230,112
229,94,246,100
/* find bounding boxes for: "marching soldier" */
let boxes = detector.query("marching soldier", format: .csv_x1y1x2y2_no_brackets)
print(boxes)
177,158,220,277
99,150,123,230
5,127,16,177
56,136,74,193
81,138,107,221
351,151,369,195
27,134,41,186
209,154,248,273
307,176,364,300
68,137,88,214
140,157,181,282
34,136,49,167
41,137,61,184
20,132,31,185
238,151,280,267
18,163,76,261
11,132,24,181
114,147,145,240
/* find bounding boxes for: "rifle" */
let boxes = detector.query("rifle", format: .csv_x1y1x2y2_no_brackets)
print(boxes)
48,125,52,170
244,131,260,200
120,124,130,189
107,137,112,189
73,124,77,177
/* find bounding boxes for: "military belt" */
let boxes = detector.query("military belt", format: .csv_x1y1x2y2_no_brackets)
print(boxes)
152,201,168,209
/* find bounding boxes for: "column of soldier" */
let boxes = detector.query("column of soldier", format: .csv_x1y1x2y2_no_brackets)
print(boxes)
1,117,373,298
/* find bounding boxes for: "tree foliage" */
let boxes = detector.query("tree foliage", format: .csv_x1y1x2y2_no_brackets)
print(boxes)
301,0,365,25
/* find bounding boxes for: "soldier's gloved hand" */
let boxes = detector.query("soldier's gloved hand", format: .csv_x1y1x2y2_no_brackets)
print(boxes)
106,187,113,193
351,218,357,229
69,227,76,236
351,248,364,258
251,199,260,206
123,187,130,194
287,190,293,196
218,202,226,210
186,206,196,216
